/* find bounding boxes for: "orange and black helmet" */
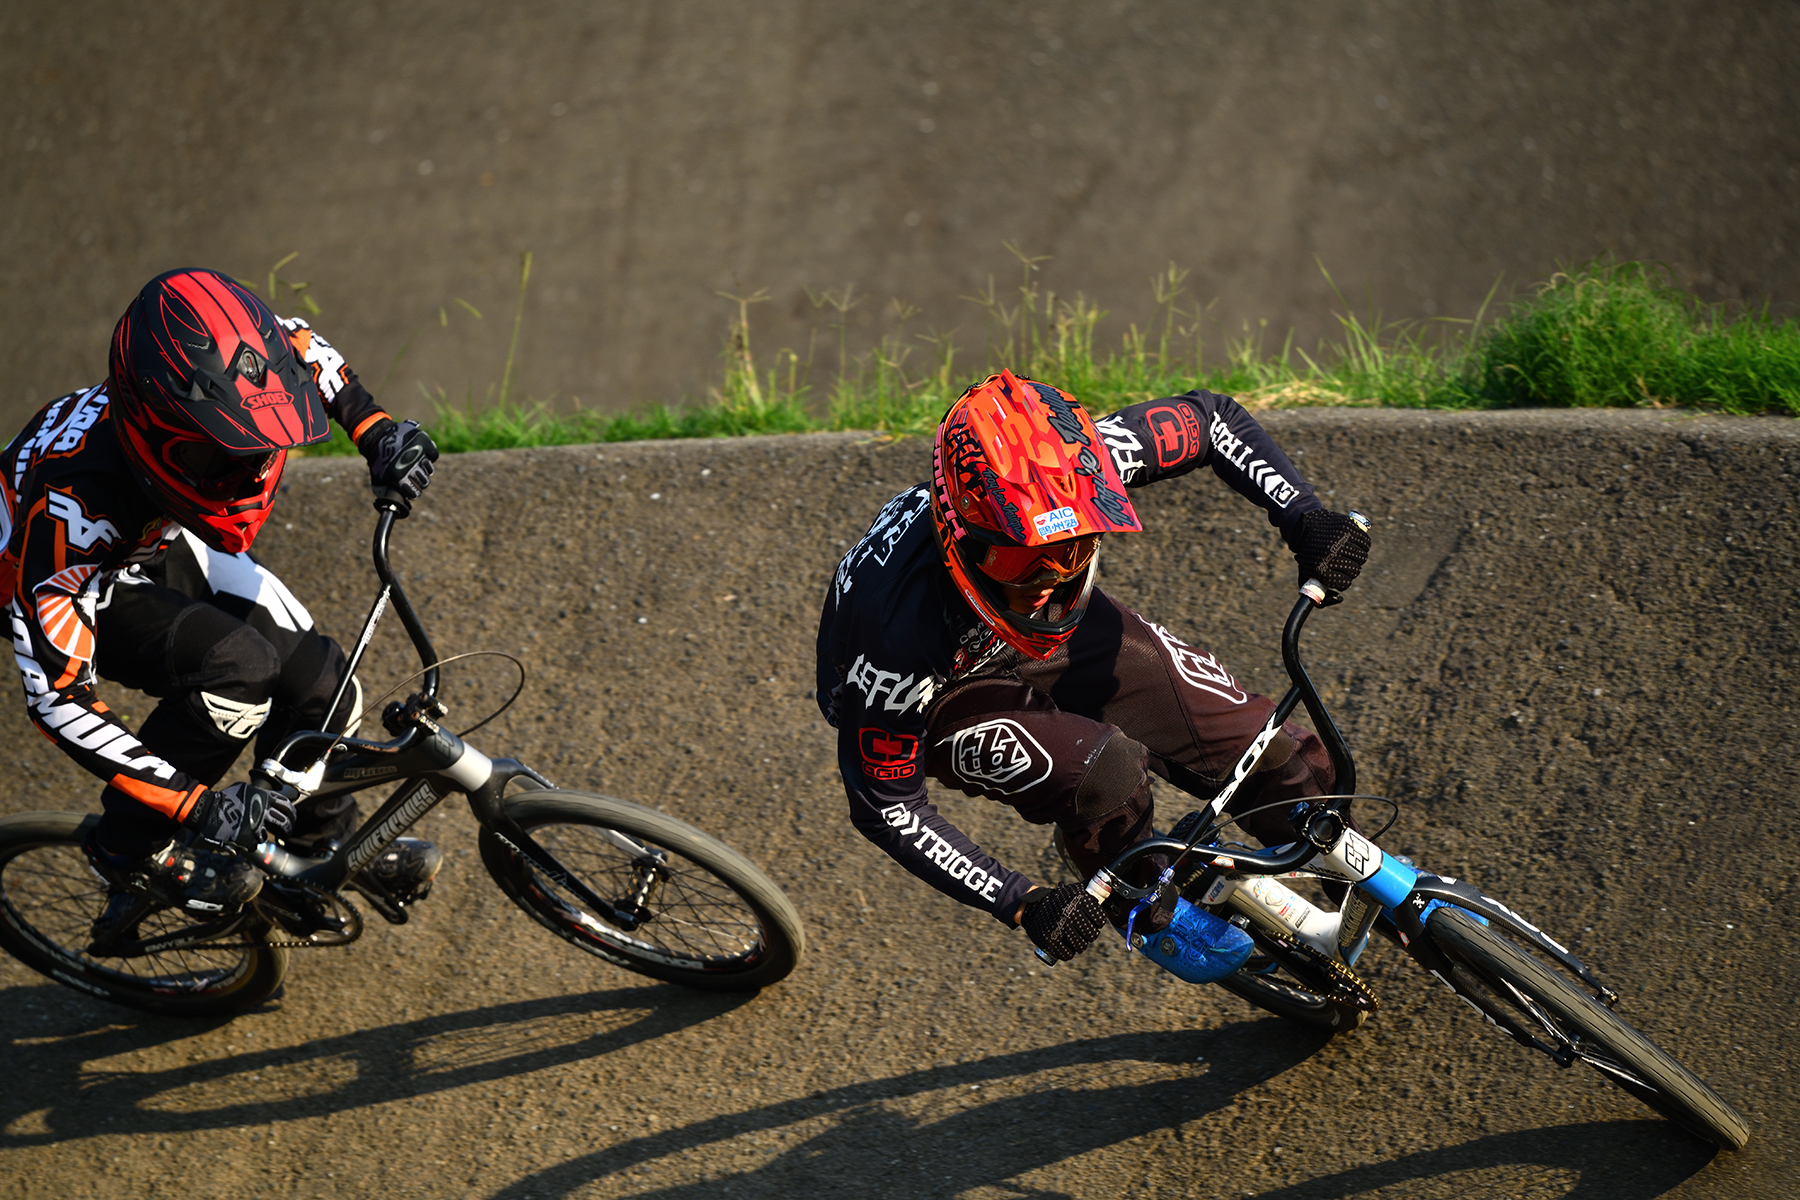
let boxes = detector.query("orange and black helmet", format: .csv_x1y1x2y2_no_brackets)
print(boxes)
930,370,1143,659
107,269,330,552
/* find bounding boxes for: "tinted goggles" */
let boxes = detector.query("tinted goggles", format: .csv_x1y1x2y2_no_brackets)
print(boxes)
171,438,278,496
973,533,1100,586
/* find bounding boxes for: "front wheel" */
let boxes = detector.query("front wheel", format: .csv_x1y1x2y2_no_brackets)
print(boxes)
479,790,804,992
1429,907,1749,1151
0,812,289,1017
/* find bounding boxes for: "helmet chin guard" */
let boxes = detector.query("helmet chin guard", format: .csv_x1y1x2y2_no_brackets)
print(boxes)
930,370,1141,659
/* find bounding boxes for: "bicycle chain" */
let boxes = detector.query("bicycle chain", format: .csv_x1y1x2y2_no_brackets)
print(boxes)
1254,928,1381,1012
139,884,364,952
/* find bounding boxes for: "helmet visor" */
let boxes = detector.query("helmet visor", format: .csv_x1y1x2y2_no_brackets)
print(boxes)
974,534,1100,587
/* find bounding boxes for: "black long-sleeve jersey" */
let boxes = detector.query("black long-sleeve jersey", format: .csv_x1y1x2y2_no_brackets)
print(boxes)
814,389,1322,924
0,319,387,824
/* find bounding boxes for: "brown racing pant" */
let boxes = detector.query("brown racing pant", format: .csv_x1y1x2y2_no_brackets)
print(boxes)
921,589,1334,883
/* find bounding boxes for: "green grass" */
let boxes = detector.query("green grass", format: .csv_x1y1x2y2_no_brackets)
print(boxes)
302,254,1800,456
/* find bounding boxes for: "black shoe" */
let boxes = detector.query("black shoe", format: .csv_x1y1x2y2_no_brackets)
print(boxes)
358,837,443,903
86,837,264,916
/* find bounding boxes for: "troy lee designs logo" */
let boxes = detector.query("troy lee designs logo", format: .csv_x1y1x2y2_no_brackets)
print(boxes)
843,653,936,715
1137,616,1248,704
1208,413,1299,509
879,802,1006,902
944,718,1053,794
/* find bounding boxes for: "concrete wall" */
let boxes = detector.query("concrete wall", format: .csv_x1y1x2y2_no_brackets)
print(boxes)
2,1,1796,429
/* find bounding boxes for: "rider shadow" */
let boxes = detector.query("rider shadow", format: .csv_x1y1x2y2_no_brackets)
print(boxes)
0,980,750,1146
1245,1120,1712,1199
484,1020,1332,1199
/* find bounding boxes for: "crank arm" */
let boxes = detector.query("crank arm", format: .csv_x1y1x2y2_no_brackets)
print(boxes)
98,910,254,959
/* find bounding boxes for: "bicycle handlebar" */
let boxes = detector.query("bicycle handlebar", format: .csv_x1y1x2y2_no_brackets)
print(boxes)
260,490,442,784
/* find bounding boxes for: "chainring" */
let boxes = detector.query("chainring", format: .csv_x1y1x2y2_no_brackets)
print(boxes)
1248,926,1381,1012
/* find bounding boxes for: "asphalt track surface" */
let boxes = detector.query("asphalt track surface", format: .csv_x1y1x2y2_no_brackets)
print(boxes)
2,410,1796,1198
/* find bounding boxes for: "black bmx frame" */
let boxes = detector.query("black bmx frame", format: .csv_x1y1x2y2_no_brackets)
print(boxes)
243,491,648,932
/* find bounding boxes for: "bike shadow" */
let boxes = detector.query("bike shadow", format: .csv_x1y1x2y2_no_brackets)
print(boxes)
0,980,750,1146
1245,1120,1711,1199
484,1020,1331,1199
483,1028,1714,1200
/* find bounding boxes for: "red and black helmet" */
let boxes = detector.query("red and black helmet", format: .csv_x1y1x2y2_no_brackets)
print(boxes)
107,269,329,552
930,370,1143,659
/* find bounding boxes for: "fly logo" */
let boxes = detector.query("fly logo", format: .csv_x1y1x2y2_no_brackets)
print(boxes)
46,490,121,550
1094,415,1147,484
844,653,936,715
1138,617,1247,704
879,802,1006,902
945,719,1052,794
1208,414,1299,508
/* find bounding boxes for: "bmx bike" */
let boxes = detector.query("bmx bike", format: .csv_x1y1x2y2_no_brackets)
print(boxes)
1064,536,1748,1152
0,488,805,1016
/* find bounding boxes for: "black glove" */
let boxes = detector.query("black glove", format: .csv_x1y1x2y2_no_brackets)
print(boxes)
358,418,439,499
1019,883,1107,962
185,782,295,852
1294,509,1371,598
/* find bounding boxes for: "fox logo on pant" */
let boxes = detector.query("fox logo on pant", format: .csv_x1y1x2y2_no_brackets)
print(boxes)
944,719,1053,794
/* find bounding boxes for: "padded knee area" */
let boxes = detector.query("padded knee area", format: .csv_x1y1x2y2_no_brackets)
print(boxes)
1073,732,1148,821
1249,730,1299,775
169,606,280,702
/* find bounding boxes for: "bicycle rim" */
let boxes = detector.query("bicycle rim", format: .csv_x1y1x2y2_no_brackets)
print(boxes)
481,790,803,992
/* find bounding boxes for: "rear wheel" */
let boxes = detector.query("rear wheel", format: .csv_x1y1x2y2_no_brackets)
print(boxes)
0,812,288,1017
480,790,803,992
1429,907,1748,1151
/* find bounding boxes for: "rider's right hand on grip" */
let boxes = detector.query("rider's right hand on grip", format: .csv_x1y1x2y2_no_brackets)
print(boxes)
184,782,297,852
1020,883,1107,962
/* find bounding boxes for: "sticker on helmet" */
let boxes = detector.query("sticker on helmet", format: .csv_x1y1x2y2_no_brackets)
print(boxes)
1033,506,1079,536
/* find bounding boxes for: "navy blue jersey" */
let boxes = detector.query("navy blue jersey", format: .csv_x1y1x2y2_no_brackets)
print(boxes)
816,389,1321,923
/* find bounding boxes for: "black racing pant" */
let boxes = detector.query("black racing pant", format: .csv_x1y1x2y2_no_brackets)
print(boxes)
923,589,1333,883
90,534,362,857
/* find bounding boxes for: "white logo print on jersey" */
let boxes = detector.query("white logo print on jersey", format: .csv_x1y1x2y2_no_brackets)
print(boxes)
944,719,1054,794
46,489,122,550
1138,616,1248,704
201,692,272,740
844,653,936,715
878,802,1007,902
1208,413,1299,508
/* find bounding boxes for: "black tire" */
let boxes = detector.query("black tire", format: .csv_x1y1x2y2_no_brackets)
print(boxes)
0,812,289,1017
480,790,803,992
1429,906,1749,1151
1216,949,1368,1033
